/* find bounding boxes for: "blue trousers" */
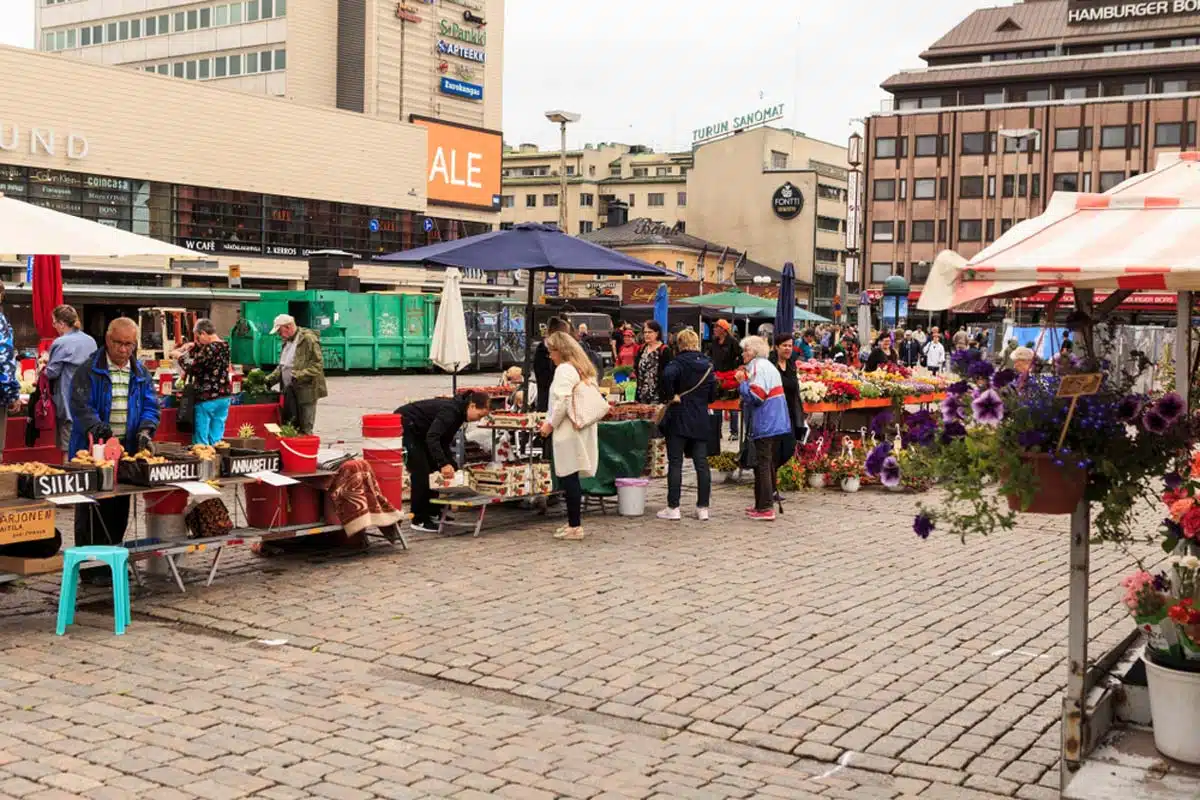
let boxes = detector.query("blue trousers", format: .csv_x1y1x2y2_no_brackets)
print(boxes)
193,396,232,445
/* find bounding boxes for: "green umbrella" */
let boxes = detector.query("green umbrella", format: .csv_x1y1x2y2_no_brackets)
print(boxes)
677,288,776,310
794,307,831,323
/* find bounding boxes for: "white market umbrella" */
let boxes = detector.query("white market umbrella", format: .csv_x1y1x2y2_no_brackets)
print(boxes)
429,267,471,387
0,193,198,258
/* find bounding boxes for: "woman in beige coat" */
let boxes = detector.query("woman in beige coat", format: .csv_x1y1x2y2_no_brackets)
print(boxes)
538,331,600,541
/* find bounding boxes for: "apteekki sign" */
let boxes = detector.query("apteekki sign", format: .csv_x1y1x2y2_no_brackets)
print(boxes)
1067,0,1200,24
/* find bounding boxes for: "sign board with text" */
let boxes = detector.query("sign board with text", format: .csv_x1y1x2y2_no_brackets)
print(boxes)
1067,0,1200,24
410,116,502,211
693,103,785,145
0,506,56,546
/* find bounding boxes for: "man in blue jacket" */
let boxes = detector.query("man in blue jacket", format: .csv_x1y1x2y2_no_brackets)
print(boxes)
69,318,160,572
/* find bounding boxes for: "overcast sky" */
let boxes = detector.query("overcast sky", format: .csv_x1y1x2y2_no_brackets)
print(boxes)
0,0,1013,151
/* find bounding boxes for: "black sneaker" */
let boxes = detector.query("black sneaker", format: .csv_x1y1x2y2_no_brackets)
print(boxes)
409,520,439,534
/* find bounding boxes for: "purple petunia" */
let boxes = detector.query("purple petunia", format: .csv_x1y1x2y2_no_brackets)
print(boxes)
1165,519,1184,539
941,396,966,424
941,421,967,443
971,388,1005,426
869,411,895,437
1154,572,1170,592
947,380,971,397
1115,395,1143,423
865,442,892,477
913,514,935,539
1156,392,1186,424
968,360,996,381
881,457,902,488
1143,410,1170,434
1018,429,1046,449
992,368,1018,389
1165,473,1184,491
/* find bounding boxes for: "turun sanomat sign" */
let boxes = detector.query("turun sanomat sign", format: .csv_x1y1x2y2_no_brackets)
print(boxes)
692,103,785,145
1067,0,1200,24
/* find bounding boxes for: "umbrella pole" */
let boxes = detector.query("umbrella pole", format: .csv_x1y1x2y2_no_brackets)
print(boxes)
453,368,465,466
522,272,535,412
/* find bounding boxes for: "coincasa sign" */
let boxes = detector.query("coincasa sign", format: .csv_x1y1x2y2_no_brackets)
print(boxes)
410,115,502,210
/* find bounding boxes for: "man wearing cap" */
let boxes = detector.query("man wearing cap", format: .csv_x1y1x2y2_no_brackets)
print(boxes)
707,319,741,439
265,314,327,435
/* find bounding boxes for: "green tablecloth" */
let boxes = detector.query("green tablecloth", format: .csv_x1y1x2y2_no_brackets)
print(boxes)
551,420,654,497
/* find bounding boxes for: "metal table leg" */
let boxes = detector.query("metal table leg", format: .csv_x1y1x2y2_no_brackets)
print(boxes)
472,505,487,538
205,546,225,587
164,554,187,594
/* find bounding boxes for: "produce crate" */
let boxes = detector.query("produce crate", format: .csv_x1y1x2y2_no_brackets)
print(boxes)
18,464,99,499
118,457,202,486
220,448,283,477
0,473,17,501
484,412,545,430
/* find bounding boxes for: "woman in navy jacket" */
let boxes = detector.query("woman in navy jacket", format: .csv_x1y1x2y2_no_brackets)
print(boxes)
656,328,716,521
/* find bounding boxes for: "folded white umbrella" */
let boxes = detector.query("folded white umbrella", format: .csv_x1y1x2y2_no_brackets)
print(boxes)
0,193,198,258
429,267,470,375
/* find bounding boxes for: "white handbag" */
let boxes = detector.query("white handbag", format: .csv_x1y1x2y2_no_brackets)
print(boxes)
568,379,609,430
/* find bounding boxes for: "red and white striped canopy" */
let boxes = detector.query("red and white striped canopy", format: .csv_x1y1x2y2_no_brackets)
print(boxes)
918,152,1200,311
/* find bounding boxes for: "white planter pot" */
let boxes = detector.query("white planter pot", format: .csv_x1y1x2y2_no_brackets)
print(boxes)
887,483,905,493
716,471,733,484
1145,656,1200,764
840,477,861,493
807,473,826,489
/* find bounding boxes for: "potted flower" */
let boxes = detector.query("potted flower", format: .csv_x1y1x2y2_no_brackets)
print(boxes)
776,457,805,492
707,451,739,483
826,455,863,492
797,436,831,488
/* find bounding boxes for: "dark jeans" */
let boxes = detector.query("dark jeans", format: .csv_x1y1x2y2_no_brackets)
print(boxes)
75,496,132,547
560,472,582,528
775,433,797,470
667,436,710,509
403,436,434,525
729,410,740,436
753,436,782,511
282,384,317,435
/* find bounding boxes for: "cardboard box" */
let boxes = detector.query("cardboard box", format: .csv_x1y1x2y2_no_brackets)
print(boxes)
0,553,63,576
0,506,56,546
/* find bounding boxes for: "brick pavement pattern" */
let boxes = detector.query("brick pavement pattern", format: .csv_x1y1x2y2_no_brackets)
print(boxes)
0,375,1161,798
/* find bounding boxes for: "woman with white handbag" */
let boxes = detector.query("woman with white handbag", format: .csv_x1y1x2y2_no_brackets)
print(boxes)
538,331,604,541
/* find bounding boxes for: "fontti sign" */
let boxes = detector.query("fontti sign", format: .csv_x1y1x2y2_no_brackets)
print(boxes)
1067,0,1200,24
0,124,89,159
692,103,785,145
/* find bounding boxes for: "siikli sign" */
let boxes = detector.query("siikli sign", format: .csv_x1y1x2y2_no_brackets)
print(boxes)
437,39,486,63
693,103,785,145
439,19,486,45
439,77,483,101
1067,0,1200,23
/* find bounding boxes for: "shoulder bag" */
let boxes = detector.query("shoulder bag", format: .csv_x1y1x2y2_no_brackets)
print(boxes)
653,365,713,426
568,378,610,430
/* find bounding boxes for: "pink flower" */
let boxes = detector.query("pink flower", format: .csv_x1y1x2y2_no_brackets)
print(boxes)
1120,571,1155,611
1171,497,1196,522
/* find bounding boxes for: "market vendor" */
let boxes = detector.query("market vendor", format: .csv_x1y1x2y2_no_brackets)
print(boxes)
707,319,741,440
396,391,491,534
69,318,160,577
265,314,327,435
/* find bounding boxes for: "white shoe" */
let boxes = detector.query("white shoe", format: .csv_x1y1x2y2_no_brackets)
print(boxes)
656,507,681,520
696,508,710,521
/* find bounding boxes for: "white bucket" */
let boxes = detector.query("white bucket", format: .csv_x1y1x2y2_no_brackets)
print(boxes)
1145,656,1200,764
615,478,650,517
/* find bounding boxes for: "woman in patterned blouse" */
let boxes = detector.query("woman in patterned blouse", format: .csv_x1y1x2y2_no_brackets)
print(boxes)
174,319,232,445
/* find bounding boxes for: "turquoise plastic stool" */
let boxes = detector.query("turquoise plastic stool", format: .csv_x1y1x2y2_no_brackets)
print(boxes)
56,546,132,636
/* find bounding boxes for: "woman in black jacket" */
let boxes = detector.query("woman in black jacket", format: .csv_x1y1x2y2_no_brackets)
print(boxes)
773,333,804,467
656,329,716,521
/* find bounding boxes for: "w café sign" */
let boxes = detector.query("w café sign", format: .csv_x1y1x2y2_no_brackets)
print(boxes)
693,104,785,145
1068,0,1200,24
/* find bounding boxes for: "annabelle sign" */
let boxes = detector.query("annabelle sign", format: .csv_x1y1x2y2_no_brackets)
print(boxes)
1067,0,1200,24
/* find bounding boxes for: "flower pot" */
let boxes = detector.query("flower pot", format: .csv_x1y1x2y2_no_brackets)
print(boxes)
716,471,733,484
807,473,826,489
1005,452,1086,515
1145,656,1200,764
887,483,906,493
1136,610,1176,656
840,477,861,493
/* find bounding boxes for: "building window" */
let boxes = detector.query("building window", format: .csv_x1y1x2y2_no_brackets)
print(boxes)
231,3,243,22
628,194,635,207
677,192,687,207
579,221,593,234
1099,171,1126,191
107,22,118,41
871,221,894,242
985,219,995,241
215,5,229,25
173,62,184,78
676,260,686,273
185,60,197,80
246,53,259,74
771,151,789,169
898,179,907,200
580,193,595,207
815,248,841,263
911,220,935,242
525,195,537,208
915,135,947,157
1053,173,1079,192
1032,174,1042,197
1156,122,1198,147
911,261,932,284
80,27,91,46
199,59,210,79
248,0,261,21
959,176,984,198
1054,127,1093,151
157,64,169,75
130,19,141,38
875,137,906,159
647,193,664,207
655,167,671,176
1003,134,1040,153
983,90,1004,105
1162,79,1189,94
589,165,596,177
632,168,648,177
961,132,994,155
229,54,242,76
273,49,286,69
873,179,896,201
896,221,906,243
499,222,514,230
913,178,936,200
500,195,514,208
214,56,228,77
870,263,894,283
958,219,982,242
1101,125,1140,149
609,165,621,177
818,216,841,233
542,194,558,207
1002,175,1033,198
565,166,575,176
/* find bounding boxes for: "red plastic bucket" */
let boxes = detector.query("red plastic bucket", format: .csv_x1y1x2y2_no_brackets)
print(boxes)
363,450,405,512
362,414,403,439
278,435,320,473
146,489,189,515
244,483,288,529
287,485,322,526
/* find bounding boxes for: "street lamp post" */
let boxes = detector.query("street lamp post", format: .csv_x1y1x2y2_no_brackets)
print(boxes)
545,110,580,234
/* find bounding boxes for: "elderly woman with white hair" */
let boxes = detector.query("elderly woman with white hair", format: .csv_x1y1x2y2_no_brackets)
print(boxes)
736,335,791,521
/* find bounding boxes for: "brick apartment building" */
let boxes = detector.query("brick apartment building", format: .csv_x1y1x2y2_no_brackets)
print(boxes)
864,0,1200,289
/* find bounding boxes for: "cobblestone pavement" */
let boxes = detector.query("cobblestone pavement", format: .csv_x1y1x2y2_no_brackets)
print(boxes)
0,375,1163,799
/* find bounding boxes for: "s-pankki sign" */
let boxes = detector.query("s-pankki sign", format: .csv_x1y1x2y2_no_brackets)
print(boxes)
693,103,785,145
410,116,502,210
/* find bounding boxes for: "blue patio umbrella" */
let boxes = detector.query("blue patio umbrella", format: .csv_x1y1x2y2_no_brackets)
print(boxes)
774,261,796,337
653,283,669,334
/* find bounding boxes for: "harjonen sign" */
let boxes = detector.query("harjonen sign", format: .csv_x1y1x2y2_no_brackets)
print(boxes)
1067,0,1200,24
693,103,785,145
